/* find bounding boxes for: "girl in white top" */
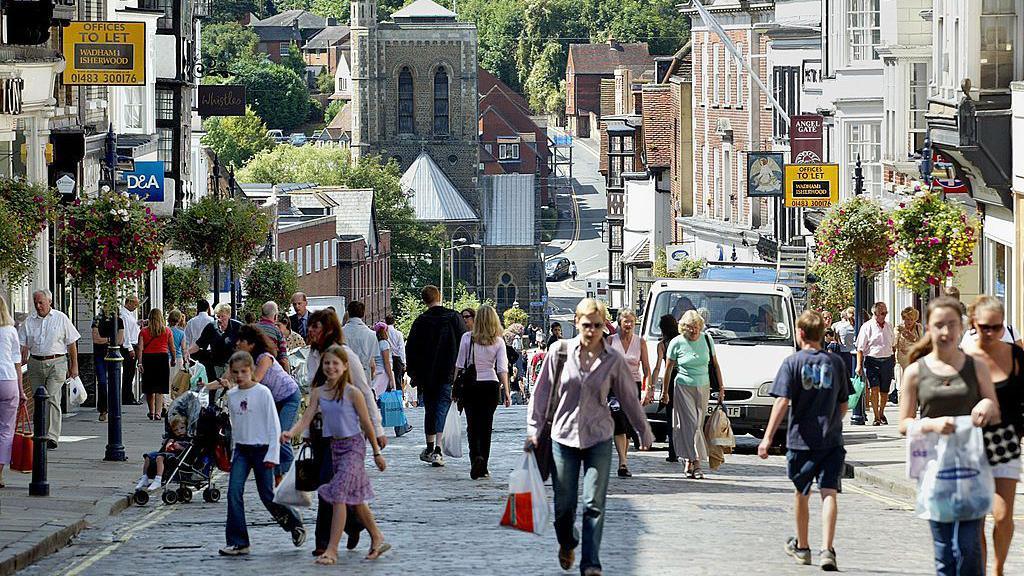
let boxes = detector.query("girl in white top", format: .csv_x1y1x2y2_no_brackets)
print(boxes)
0,296,26,488
608,308,651,478
453,305,511,480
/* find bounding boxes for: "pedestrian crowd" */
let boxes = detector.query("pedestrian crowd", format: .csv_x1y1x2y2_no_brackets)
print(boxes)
0,281,1019,576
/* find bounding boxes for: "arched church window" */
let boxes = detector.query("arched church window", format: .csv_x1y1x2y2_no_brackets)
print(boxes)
398,67,414,134
496,272,516,311
433,67,449,135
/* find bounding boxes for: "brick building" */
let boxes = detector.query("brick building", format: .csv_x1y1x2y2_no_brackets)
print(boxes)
479,68,551,204
566,40,652,139
250,10,330,64
349,0,480,205
681,2,774,264
279,215,341,297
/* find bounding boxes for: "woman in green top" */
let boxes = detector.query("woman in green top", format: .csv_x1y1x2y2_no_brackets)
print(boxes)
662,310,724,478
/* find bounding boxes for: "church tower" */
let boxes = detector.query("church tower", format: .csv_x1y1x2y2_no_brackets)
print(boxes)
350,0,378,157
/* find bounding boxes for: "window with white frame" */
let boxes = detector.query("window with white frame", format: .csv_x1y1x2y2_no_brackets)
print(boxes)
123,86,144,131
279,42,291,57
847,0,880,63
297,247,304,275
280,251,286,261
980,0,1017,90
702,147,710,216
724,48,731,105
713,44,720,104
909,62,929,153
322,240,329,268
714,148,722,219
498,142,520,160
305,245,312,274
314,242,321,272
847,121,882,195
337,77,348,92
332,239,338,266
701,40,709,105
735,43,744,107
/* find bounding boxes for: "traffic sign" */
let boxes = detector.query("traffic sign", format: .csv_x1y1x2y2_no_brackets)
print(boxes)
783,163,839,208
62,21,146,86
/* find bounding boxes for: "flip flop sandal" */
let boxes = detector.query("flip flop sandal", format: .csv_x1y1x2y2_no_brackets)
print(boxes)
366,543,391,561
315,553,337,565
692,469,705,479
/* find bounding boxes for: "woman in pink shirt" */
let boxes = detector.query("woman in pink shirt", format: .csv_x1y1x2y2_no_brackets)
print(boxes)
454,305,510,480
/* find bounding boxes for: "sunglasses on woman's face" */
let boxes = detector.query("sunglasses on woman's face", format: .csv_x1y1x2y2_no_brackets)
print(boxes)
977,323,1004,333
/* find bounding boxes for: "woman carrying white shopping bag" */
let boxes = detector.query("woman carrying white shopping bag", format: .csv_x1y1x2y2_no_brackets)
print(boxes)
525,298,653,576
898,296,1000,576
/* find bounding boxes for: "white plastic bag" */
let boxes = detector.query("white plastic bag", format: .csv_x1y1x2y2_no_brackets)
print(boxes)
273,465,312,508
500,452,550,534
915,416,993,523
67,376,87,408
441,406,463,458
906,420,937,480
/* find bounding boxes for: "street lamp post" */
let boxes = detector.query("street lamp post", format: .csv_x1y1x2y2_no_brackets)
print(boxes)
102,127,127,461
440,237,467,302
851,155,867,426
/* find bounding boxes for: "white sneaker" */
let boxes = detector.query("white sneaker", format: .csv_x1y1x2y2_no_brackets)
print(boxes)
135,476,149,490
430,451,445,467
147,477,162,492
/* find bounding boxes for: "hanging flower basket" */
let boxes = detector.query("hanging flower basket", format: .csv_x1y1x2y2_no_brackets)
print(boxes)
892,191,978,294
814,195,896,276
170,196,271,271
60,187,164,313
0,178,59,288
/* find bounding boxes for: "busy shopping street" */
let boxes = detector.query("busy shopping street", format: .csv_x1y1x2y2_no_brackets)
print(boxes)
3,1,1024,575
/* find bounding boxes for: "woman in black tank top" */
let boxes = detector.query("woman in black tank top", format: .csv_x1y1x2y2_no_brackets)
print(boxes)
898,297,1000,576
964,296,1022,576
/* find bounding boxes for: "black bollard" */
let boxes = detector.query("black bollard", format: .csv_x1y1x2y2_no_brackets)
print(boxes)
29,386,49,496
104,313,127,461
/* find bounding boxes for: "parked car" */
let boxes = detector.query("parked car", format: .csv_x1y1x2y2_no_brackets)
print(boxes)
266,129,286,143
545,257,570,281
289,132,308,146
640,279,797,444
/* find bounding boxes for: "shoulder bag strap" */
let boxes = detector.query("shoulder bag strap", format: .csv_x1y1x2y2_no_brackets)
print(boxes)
543,342,569,430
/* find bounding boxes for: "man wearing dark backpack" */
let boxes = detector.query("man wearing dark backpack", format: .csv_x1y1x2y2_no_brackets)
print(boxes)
406,285,466,467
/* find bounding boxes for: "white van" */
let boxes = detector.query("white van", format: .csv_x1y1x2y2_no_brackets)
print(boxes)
640,279,797,443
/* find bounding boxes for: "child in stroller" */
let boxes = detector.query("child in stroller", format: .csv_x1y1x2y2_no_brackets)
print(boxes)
133,391,227,505
134,414,190,492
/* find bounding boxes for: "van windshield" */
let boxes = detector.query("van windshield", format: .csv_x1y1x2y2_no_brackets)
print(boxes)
646,290,791,346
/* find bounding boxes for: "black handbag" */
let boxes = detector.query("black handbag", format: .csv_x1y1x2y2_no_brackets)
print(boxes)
705,333,721,390
534,342,568,481
294,442,322,492
452,341,476,402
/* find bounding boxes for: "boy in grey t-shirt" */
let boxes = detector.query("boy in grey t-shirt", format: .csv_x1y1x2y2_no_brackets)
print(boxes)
759,310,853,572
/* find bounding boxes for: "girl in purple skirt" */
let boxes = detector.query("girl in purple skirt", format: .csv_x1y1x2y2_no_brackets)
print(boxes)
283,344,389,565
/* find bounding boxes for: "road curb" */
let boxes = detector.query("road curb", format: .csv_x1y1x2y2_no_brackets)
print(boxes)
0,493,133,576
844,460,918,500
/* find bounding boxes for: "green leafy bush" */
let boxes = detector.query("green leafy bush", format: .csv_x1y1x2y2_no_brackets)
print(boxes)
0,178,57,288
241,259,299,320
163,264,209,314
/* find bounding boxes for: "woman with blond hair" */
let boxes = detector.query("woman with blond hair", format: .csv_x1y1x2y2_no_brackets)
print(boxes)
894,306,923,401
454,304,510,479
526,298,652,575
663,310,724,479
139,308,175,420
608,308,650,477
962,295,1023,576
0,296,25,488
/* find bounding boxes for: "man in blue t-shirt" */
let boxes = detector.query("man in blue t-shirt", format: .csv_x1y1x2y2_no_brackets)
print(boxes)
759,310,853,572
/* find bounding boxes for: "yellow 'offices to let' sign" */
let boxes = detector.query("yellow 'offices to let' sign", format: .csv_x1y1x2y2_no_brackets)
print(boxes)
783,163,839,208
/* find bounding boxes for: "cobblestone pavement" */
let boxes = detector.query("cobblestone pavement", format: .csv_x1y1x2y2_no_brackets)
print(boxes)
20,406,1023,576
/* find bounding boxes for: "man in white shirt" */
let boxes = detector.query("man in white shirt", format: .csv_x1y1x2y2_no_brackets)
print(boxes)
184,299,215,355
120,295,142,404
855,302,896,426
342,301,378,386
19,289,80,448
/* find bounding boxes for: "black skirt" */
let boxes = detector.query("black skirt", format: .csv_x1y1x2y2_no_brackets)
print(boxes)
141,353,170,395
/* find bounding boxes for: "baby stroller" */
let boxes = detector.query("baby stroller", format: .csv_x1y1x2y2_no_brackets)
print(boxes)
133,392,229,506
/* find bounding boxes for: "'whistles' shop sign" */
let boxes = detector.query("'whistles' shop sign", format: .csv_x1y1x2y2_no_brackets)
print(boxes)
62,21,146,86
197,85,247,117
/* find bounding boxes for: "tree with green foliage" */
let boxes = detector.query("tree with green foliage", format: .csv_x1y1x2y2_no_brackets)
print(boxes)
503,304,529,330
523,41,564,114
282,43,308,80
201,107,274,168
395,282,488,337
200,23,260,73
274,0,350,20
316,69,335,94
163,264,209,314
208,0,265,23
236,145,444,305
231,61,310,130
241,259,299,320
324,99,344,123
652,248,704,279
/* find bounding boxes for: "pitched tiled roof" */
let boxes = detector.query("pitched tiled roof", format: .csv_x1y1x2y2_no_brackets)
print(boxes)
316,187,376,243
568,42,651,76
400,152,477,222
303,25,349,50
483,174,535,246
478,68,530,113
622,237,651,264
252,25,300,43
391,0,456,20
641,85,674,168
322,103,351,140
253,9,327,30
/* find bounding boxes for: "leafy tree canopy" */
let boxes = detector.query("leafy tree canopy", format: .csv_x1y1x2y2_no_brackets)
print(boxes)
241,259,299,320
200,22,260,74
208,0,265,23
201,107,275,168
231,61,310,130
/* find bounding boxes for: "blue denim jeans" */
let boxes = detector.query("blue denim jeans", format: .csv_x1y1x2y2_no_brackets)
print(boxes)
275,391,302,476
422,380,452,437
226,444,302,548
551,439,613,574
929,519,984,576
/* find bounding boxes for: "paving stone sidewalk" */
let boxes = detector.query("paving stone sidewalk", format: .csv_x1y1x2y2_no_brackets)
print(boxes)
0,403,165,575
